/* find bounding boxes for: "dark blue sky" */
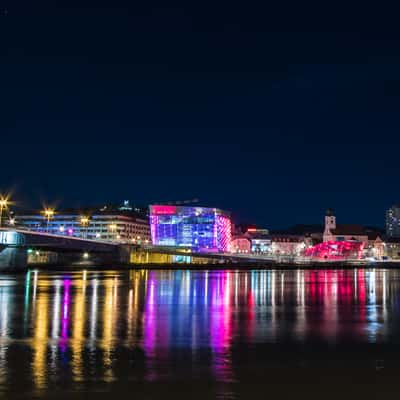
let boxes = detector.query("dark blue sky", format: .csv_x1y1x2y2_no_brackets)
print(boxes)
1,1,400,228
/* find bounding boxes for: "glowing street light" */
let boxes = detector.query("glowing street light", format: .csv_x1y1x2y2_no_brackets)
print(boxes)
80,217,89,225
108,224,117,241
0,197,9,228
80,216,90,239
42,208,55,233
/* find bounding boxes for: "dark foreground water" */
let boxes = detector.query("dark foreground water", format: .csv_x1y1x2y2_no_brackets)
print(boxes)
0,268,400,399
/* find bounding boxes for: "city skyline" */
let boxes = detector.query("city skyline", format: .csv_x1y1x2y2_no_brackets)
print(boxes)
0,193,399,237
0,191,394,230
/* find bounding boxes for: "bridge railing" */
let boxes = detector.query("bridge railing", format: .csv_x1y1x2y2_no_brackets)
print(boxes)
0,228,119,246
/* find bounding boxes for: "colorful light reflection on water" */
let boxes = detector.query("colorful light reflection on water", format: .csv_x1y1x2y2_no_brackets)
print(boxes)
0,268,398,397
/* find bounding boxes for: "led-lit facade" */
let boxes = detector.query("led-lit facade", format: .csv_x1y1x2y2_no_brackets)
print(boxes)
304,240,364,260
149,205,232,252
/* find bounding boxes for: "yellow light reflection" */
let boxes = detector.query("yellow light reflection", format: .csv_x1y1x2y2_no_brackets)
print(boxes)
71,271,87,382
33,285,49,391
127,271,141,346
101,276,117,382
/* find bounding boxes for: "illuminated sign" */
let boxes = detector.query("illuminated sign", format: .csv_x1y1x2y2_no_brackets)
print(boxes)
150,205,177,215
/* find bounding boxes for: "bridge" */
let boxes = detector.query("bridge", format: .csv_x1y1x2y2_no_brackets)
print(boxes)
0,229,120,252
0,229,128,270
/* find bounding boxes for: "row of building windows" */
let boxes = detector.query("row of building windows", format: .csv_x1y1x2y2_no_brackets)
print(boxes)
16,214,151,242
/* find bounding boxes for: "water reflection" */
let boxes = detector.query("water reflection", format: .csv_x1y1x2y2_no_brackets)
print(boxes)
0,268,398,394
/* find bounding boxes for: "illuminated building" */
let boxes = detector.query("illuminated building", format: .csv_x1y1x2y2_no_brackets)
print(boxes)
246,228,269,235
365,233,385,259
243,228,309,256
230,237,251,253
149,205,231,252
249,237,271,254
16,202,150,243
323,208,369,245
322,209,385,259
385,238,400,259
270,235,308,256
304,240,364,260
386,204,400,238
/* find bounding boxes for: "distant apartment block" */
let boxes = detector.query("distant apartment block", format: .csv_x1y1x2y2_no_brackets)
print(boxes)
386,205,400,238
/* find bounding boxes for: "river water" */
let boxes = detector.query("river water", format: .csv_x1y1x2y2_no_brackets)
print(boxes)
0,268,399,399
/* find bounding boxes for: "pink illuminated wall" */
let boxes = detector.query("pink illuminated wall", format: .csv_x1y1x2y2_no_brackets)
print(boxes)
304,241,364,260
216,215,232,252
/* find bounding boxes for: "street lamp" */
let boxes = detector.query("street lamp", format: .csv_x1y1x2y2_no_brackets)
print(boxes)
42,208,55,233
108,224,117,241
0,197,9,228
80,216,90,239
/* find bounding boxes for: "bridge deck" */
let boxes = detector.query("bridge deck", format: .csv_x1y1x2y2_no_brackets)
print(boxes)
0,229,119,253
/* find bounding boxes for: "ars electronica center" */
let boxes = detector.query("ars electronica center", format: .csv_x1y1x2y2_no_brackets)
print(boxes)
149,205,232,253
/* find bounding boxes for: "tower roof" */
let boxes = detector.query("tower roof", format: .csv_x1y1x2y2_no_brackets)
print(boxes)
326,208,335,216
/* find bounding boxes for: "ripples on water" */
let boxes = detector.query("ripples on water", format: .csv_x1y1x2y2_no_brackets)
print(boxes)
0,268,399,398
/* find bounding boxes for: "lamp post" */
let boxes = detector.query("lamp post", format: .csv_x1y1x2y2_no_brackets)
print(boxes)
108,224,117,242
0,198,8,228
43,208,55,233
80,216,90,239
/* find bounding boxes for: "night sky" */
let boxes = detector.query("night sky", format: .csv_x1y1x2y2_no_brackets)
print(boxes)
1,1,400,228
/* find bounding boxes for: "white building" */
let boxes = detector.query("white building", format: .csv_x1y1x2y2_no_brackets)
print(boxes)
16,206,151,243
323,209,369,245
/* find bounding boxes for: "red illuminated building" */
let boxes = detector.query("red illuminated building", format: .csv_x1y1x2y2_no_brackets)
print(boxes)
304,240,364,260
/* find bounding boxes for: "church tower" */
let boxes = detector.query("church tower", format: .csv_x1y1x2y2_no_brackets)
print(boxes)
324,208,336,235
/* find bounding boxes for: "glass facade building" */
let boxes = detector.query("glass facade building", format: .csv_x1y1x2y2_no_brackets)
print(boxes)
149,205,232,252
